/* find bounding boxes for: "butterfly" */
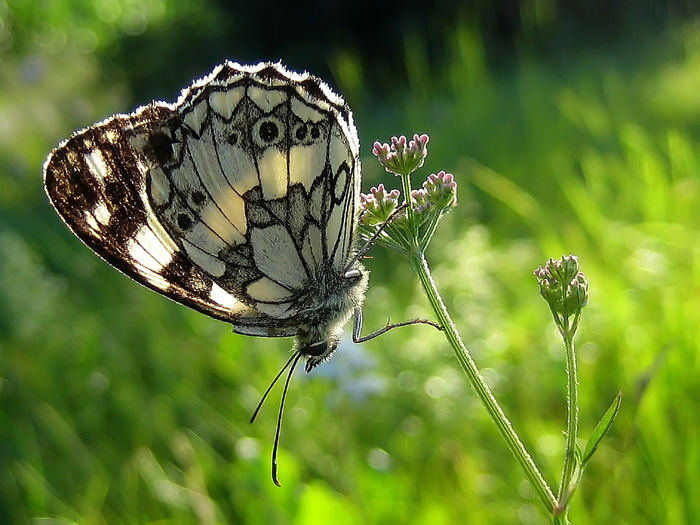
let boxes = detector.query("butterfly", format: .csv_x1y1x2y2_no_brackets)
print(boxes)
43,61,437,484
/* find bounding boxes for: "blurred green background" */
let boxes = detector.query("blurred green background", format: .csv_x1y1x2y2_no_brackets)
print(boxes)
1,1,699,523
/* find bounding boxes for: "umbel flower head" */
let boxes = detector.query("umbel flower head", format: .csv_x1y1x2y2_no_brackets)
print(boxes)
422,171,457,208
372,134,429,176
360,184,401,227
360,133,457,255
534,255,589,336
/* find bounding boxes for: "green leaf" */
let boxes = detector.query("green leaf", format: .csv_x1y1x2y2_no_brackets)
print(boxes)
581,392,622,467
560,446,584,509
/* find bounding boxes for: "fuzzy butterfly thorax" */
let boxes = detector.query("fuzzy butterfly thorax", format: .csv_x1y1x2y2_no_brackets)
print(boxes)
294,260,369,371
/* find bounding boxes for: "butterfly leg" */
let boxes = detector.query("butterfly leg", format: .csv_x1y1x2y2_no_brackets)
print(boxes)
343,204,407,272
352,307,442,343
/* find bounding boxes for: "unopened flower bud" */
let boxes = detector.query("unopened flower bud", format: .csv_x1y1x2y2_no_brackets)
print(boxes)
535,257,589,317
568,272,589,311
535,268,564,311
410,188,432,221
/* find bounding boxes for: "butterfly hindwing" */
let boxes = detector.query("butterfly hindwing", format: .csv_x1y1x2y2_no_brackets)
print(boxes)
44,61,361,336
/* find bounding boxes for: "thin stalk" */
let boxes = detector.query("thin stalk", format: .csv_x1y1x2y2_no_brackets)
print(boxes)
410,252,557,515
400,173,417,240
555,331,579,517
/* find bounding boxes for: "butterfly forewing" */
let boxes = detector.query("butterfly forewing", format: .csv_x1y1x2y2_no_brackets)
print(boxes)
44,61,361,337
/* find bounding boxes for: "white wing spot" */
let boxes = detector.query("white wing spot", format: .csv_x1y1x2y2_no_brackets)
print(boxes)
93,202,111,225
257,148,288,200
127,226,174,272
289,142,326,191
210,282,237,309
128,241,163,273
183,100,208,136
251,225,307,288
290,98,324,122
86,149,110,181
248,85,286,112
183,239,225,277
146,213,179,254
84,212,100,235
209,88,245,119
104,129,119,144
143,271,171,290
136,226,174,267
247,276,294,302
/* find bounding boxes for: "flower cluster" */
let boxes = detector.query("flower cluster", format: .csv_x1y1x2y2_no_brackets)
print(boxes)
359,184,401,227
534,255,589,320
359,133,458,255
422,171,457,208
372,134,429,176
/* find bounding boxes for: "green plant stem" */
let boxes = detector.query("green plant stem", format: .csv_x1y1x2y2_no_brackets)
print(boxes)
410,252,557,515
555,331,579,518
401,173,417,236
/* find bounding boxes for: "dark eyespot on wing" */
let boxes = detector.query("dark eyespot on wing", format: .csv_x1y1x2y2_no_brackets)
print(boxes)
143,130,177,165
191,190,206,206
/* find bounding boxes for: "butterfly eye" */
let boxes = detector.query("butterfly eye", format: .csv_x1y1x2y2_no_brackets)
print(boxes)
253,117,284,146
227,131,239,145
304,341,328,357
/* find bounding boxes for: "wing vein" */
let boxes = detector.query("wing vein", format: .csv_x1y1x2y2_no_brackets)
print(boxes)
183,131,245,239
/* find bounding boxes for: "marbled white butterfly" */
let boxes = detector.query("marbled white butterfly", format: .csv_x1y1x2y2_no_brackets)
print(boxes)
44,61,433,484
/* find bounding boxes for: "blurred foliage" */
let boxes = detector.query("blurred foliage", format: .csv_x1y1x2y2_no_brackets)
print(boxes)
1,0,700,523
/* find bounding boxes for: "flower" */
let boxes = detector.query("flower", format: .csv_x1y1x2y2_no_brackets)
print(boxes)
372,134,430,176
534,256,589,318
409,188,432,227
365,132,457,254
410,188,430,213
359,184,401,226
421,171,457,209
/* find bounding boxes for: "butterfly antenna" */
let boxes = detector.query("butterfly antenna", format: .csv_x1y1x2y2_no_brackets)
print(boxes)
250,351,299,424
272,351,303,487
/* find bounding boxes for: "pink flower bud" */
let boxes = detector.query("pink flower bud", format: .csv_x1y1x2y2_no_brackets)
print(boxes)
372,132,431,176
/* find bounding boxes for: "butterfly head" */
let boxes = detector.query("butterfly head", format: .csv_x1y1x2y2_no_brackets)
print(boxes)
299,338,340,373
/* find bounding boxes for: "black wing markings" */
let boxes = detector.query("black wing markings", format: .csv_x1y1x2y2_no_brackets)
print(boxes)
44,61,361,336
